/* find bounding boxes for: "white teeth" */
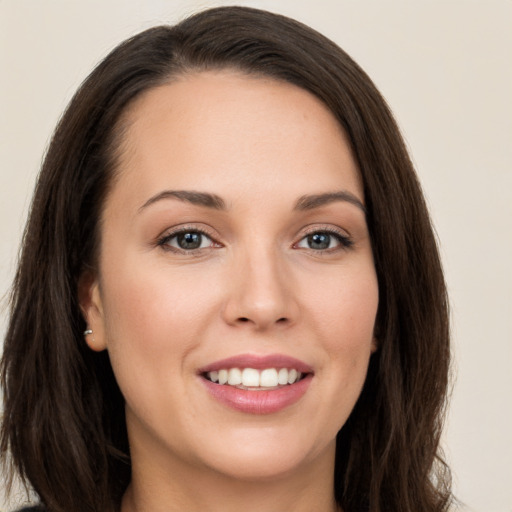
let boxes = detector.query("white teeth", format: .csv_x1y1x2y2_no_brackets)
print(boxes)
206,367,304,387
260,368,278,387
277,368,288,385
218,369,228,385
227,368,242,385
242,368,260,387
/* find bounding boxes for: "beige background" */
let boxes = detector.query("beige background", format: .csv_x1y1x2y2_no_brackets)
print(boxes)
1,1,511,511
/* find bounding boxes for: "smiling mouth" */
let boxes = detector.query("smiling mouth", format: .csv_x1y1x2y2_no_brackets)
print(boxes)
203,367,308,390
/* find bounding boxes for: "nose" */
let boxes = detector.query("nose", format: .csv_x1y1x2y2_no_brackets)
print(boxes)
221,246,299,331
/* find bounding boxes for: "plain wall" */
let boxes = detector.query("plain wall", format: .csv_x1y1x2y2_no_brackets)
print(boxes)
1,1,511,511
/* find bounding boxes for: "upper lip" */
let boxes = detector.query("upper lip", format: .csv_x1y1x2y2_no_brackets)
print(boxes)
198,354,313,374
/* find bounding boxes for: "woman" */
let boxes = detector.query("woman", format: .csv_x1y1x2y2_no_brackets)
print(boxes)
1,6,452,512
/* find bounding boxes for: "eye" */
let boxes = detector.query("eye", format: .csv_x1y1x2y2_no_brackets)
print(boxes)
158,229,217,251
295,230,352,251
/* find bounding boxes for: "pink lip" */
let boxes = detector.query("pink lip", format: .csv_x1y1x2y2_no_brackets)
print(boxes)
198,353,314,415
200,374,313,414
198,353,313,373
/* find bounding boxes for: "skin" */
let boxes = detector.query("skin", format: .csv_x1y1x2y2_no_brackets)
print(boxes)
81,71,379,512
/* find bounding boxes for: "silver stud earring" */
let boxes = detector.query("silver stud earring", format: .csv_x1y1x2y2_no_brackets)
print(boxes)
84,329,93,336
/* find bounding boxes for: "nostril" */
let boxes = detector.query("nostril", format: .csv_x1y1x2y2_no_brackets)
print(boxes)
237,317,288,324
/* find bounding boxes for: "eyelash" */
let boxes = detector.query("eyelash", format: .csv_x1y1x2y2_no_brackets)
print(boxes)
157,226,219,253
296,227,354,252
156,226,353,254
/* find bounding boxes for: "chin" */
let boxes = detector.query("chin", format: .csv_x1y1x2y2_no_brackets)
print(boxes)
196,429,334,482
208,452,309,482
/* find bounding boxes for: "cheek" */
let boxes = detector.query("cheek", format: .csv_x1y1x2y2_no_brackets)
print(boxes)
102,252,216,333
306,264,378,345
97,260,221,432
98,255,221,388
305,264,378,392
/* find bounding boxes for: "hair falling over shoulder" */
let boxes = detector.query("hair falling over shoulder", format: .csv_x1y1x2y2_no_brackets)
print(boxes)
1,6,452,512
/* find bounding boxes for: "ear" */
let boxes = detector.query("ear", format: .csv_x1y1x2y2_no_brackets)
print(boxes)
78,270,108,352
370,335,379,354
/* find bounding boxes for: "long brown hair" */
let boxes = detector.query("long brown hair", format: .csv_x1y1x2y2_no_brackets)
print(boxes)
1,6,452,512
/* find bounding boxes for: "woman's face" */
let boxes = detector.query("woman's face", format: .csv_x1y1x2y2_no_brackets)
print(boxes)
83,71,378,483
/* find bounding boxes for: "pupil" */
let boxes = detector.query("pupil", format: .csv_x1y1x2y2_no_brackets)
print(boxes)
178,232,202,249
308,233,330,250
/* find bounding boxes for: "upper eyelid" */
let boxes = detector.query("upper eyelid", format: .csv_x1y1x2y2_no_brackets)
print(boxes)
159,224,218,239
156,225,221,250
298,224,351,238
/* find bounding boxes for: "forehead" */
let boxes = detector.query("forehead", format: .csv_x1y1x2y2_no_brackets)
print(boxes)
109,70,362,209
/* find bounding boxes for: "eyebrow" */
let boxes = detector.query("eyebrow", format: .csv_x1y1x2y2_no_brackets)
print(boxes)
294,191,366,213
139,190,227,212
139,189,365,214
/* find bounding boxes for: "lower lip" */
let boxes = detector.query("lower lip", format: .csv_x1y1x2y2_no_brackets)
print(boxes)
200,375,312,414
